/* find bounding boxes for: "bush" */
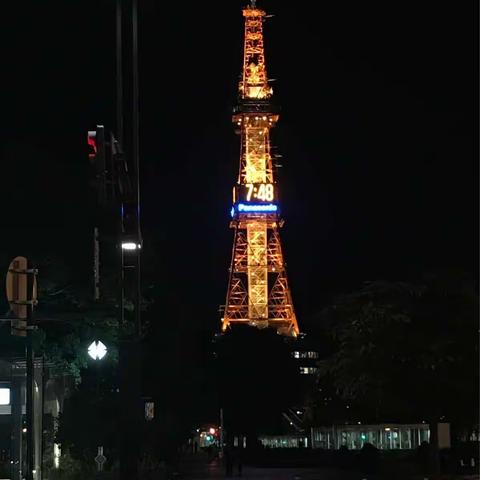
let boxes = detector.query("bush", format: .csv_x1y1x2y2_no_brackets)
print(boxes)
48,450,95,480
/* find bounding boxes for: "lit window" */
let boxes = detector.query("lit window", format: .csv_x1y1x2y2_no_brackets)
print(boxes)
0,388,10,405
299,367,318,375
145,401,154,421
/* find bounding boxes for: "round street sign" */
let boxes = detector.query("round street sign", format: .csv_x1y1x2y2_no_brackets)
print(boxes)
5,256,37,336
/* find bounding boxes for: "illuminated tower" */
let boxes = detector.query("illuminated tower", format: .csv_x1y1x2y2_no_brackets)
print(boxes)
221,1,300,337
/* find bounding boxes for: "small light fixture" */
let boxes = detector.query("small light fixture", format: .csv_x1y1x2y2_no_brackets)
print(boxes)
88,341,107,360
121,242,140,251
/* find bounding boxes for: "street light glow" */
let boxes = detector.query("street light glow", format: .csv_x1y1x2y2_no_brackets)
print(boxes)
88,341,107,360
121,242,140,251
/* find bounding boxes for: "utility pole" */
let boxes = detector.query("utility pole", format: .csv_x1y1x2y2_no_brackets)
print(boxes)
26,326,34,480
88,1,142,478
118,1,142,478
6,257,38,480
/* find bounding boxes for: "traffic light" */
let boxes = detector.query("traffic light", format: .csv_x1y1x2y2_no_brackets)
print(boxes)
87,125,107,206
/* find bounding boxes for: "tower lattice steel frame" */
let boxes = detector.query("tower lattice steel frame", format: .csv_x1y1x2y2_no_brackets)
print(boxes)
221,2,300,337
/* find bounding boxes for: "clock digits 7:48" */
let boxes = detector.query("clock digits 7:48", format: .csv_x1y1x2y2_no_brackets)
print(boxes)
234,182,277,203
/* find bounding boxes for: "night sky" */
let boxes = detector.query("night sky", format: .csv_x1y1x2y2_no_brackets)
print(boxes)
2,1,477,332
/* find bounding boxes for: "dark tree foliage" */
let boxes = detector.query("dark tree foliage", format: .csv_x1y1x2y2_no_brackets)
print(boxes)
317,271,478,432
55,359,119,467
0,253,119,380
35,255,120,382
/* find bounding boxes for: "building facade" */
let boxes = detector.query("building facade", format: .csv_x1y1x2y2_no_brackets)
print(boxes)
260,423,451,451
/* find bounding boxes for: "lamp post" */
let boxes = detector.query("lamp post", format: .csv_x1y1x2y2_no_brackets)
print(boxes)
88,341,108,475
88,341,107,399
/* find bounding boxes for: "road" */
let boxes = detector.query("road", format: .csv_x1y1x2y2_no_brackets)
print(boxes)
177,454,361,480
175,453,480,480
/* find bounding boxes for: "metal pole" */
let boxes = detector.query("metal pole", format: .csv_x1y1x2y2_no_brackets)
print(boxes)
120,224,125,327
26,307,34,480
220,408,224,458
132,0,141,338
132,6,141,480
117,4,127,480
94,227,100,301
116,0,124,146
119,2,141,479
116,0,125,331
11,370,22,480
40,355,45,480
132,0,139,213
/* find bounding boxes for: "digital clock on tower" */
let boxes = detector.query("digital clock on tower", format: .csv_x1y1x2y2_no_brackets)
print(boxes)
236,183,277,203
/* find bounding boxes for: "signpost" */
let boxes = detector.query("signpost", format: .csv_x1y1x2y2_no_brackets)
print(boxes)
6,256,38,480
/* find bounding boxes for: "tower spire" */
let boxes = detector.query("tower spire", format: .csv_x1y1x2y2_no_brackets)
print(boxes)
240,2,272,100
221,5,300,337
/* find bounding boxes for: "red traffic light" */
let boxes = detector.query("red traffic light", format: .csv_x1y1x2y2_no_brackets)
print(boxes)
87,131,97,159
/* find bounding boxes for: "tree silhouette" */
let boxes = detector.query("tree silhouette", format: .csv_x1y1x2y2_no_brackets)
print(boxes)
317,271,478,472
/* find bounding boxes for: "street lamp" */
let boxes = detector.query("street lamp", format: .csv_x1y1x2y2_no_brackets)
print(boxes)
120,234,142,251
88,341,108,360
121,242,141,251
